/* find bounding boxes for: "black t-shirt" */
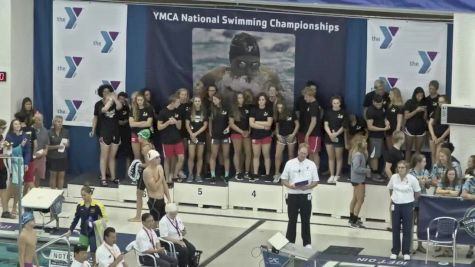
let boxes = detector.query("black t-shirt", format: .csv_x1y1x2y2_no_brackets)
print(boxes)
404,99,426,131
94,100,120,137
277,111,297,136
366,105,386,138
430,109,449,137
117,104,130,122
250,106,273,139
348,116,366,136
186,110,207,142
426,94,439,117
177,102,192,138
129,106,154,134
384,147,404,174
22,126,37,161
210,107,230,139
157,107,181,144
299,101,321,136
324,109,348,139
231,106,251,133
385,104,403,134
363,91,390,109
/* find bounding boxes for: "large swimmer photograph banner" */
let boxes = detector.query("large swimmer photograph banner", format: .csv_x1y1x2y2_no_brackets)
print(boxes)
145,6,347,108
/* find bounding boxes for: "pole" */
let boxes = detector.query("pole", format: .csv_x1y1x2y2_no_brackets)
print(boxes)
18,156,23,232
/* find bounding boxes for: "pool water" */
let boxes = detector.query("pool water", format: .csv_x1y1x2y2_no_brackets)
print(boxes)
0,239,71,267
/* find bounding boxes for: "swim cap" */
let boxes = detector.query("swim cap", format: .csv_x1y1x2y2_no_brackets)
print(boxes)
229,32,260,63
138,129,151,140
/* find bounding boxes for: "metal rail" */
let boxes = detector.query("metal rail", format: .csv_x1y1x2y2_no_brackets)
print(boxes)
35,232,74,264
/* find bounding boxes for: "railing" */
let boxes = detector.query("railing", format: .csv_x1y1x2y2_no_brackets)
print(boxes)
35,232,74,265
0,155,26,230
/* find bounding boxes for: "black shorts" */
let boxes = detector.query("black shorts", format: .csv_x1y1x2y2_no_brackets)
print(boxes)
137,177,146,191
147,197,165,221
351,182,366,186
99,134,120,145
404,126,426,136
0,168,7,189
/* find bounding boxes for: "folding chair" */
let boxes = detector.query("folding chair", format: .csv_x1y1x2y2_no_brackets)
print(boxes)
126,241,158,267
155,228,178,259
425,216,458,266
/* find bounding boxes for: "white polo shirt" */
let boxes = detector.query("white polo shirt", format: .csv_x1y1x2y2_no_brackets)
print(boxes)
96,243,124,267
159,215,185,240
136,228,159,253
70,259,91,267
387,173,421,204
281,157,319,194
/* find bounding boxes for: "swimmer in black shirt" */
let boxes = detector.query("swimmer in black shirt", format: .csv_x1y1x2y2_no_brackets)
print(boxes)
403,87,427,162
229,92,252,180
129,92,154,160
91,85,123,186
186,96,208,183
209,93,231,183
324,96,348,183
249,93,273,181
274,100,299,182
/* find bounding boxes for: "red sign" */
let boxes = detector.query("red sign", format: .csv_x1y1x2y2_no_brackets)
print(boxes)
0,72,6,82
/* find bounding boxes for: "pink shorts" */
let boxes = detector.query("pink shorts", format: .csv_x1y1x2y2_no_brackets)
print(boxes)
231,133,243,140
297,133,321,153
24,161,35,183
251,136,272,145
34,157,47,179
162,142,184,159
131,133,139,144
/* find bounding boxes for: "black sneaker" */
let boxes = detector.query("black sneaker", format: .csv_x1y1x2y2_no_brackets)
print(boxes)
210,177,217,184
350,222,359,228
222,176,229,184
1,212,15,219
244,172,251,180
249,174,258,182
234,172,243,181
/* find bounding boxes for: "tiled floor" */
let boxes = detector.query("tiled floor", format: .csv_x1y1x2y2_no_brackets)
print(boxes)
1,196,473,266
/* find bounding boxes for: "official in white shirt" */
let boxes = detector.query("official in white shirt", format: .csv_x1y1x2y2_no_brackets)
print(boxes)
387,160,421,261
71,245,91,267
96,227,128,267
136,213,178,267
159,203,197,267
281,143,319,248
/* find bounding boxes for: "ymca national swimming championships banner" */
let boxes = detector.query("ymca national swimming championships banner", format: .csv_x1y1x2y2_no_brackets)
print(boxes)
366,19,447,101
145,6,346,109
418,196,475,245
52,1,127,127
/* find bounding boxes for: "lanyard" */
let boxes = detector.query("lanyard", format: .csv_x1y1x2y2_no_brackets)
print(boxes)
104,243,117,260
143,227,156,249
166,216,181,238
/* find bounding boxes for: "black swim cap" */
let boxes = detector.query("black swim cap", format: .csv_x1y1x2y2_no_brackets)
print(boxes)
229,32,260,63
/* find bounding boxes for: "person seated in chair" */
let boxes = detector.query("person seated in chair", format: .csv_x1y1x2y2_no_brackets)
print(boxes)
136,213,177,267
159,203,197,267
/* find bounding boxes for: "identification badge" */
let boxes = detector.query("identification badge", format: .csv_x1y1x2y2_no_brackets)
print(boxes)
391,204,395,211
307,194,312,201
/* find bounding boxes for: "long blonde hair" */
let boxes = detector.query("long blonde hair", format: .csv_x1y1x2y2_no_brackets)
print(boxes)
389,87,404,107
350,136,368,159
132,92,149,121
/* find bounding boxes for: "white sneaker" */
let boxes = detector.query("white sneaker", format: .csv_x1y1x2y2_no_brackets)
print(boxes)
334,176,340,182
305,244,312,249
389,254,397,260
328,176,335,183
403,254,410,261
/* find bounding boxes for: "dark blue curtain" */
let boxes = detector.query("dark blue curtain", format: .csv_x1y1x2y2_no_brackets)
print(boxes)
33,1,453,176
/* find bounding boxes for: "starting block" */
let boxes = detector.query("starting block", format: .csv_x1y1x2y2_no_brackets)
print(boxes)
228,179,283,212
173,180,228,209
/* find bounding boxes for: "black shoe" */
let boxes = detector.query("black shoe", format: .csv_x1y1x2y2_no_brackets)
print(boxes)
244,172,251,180
1,212,15,219
249,174,258,182
112,178,120,184
100,180,108,187
222,176,229,184
466,249,473,258
234,172,243,181
210,177,216,184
